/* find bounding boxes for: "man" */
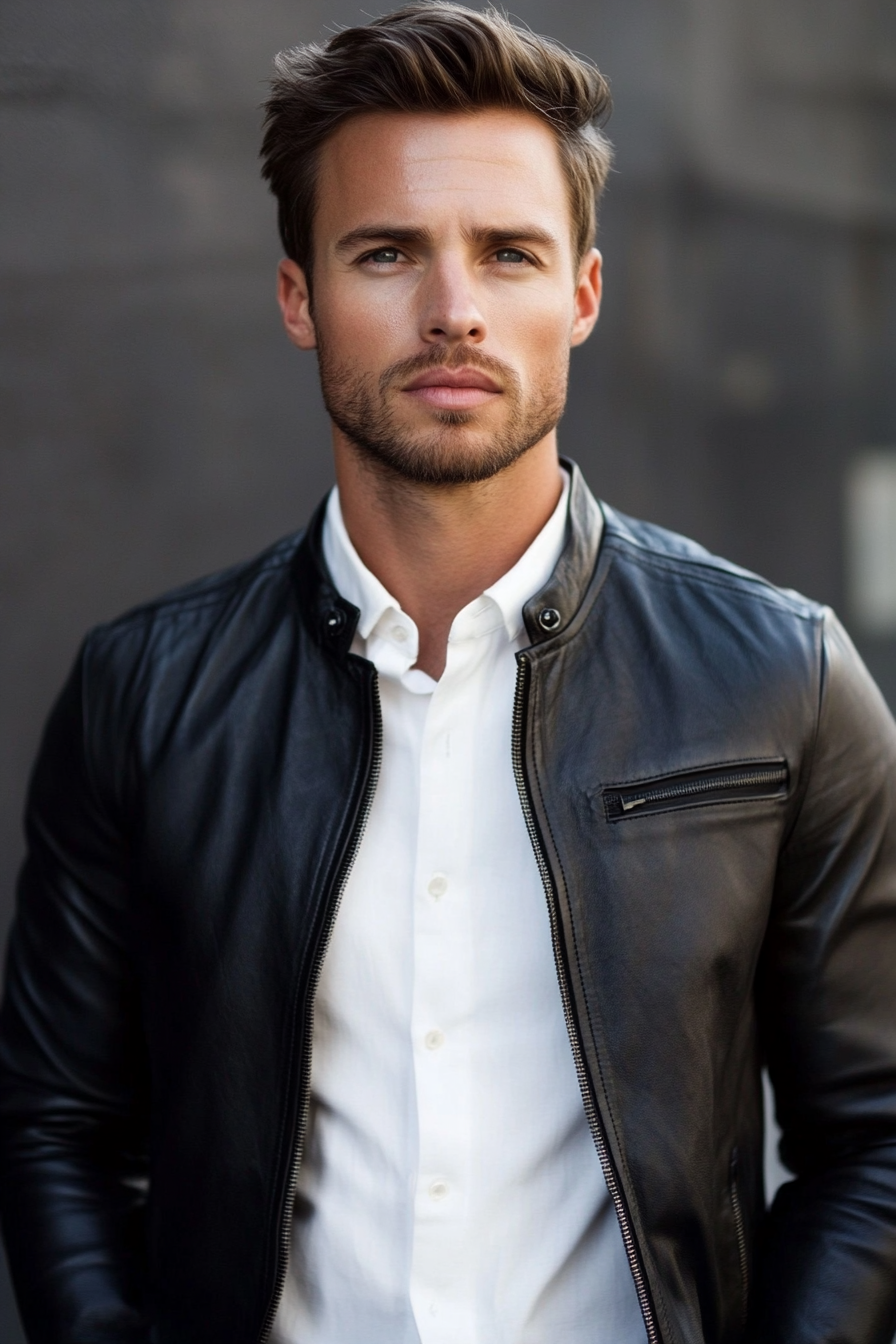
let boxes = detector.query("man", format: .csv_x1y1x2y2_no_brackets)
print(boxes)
2,3,896,1341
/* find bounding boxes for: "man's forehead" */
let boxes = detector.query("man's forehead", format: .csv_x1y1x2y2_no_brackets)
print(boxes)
311,108,572,252
318,108,564,212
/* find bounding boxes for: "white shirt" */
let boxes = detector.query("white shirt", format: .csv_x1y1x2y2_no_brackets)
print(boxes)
273,473,644,1344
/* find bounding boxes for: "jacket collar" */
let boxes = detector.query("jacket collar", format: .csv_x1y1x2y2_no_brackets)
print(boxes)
292,496,362,660
521,458,605,646
293,457,605,658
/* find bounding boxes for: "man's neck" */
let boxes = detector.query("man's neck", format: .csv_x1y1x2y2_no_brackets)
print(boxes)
333,432,565,679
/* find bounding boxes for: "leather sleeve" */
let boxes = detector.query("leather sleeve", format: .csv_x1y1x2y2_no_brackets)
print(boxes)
0,640,150,1343
753,611,896,1343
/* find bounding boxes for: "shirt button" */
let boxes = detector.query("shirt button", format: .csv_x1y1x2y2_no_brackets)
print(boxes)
392,625,408,643
429,1179,449,1201
424,1029,445,1051
427,873,448,899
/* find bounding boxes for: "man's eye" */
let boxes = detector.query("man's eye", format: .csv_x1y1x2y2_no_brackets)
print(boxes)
495,248,528,264
365,248,401,264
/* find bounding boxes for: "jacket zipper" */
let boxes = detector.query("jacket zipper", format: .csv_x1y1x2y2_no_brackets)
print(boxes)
258,673,383,1343
729,1148,749,1324
604,763,788,820
512,654,661,1344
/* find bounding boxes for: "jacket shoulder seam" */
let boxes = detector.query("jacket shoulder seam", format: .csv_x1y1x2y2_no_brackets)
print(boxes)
88,547,299,643
602,533,818,621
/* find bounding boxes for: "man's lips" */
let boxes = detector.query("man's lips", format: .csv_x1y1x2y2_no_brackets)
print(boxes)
402,366,502,410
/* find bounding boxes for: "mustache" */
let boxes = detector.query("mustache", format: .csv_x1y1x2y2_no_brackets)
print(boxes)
378,346,520,396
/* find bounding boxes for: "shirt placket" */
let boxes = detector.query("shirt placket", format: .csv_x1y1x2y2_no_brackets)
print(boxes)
408,632,481,1343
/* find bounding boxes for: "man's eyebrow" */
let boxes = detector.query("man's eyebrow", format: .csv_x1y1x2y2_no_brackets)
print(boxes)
464,225,560,252
334,223,561,254
335,225,434,254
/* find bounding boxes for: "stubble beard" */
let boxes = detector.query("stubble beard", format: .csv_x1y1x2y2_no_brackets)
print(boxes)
317,339,569,486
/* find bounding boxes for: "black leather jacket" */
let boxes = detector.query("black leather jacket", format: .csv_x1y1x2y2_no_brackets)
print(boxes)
3,462,896,1344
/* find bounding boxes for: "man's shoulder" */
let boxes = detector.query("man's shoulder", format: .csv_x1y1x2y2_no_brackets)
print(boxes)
599,501,823,628
81,528,307,676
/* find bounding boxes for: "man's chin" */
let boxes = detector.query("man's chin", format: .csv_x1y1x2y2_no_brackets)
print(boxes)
349,427,535,487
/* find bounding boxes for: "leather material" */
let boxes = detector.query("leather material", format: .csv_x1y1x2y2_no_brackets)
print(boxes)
3,461,896,1343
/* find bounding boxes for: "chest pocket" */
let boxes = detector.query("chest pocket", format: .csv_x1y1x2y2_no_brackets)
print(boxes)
602,758,789,822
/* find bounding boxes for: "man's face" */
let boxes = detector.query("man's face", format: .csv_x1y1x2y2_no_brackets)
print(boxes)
279,108,602,485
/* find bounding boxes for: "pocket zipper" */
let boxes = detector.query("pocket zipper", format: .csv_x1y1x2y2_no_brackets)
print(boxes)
730,1148,749,1323
603,760,788,821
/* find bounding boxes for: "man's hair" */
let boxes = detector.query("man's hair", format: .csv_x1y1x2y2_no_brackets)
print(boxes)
260,2,613,278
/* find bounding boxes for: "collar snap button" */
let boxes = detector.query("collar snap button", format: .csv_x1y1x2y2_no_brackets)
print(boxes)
538,607,561,632
324,607,346,637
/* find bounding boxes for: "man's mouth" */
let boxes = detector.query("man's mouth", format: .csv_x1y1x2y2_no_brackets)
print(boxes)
402,366,502,410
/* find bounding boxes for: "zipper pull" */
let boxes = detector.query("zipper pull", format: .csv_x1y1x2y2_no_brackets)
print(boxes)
621,796,647,812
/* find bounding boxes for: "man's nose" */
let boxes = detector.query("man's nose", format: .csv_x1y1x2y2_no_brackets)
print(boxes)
418,254,486,344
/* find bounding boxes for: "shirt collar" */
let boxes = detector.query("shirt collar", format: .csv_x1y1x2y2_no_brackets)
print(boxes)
322,488,399,644
321,466,577,659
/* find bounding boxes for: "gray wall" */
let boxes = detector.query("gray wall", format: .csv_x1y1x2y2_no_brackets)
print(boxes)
1,1,894,1337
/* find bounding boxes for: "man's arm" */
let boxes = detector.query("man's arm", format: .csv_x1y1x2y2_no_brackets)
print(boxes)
753,611,896,1343
0,642,150,1344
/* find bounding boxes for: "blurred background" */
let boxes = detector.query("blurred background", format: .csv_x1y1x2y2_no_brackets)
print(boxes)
1,0,895,1336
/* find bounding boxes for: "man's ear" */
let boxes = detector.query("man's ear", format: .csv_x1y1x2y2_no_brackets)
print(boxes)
570,248,602,348
277,258,317,350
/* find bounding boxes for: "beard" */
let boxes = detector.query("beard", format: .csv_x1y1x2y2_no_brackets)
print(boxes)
317,339,569,486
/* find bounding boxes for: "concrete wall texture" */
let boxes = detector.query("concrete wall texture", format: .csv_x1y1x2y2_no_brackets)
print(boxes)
1,0,895,1337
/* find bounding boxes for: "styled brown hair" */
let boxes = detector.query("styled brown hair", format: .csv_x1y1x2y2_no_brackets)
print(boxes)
260,2,613,277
